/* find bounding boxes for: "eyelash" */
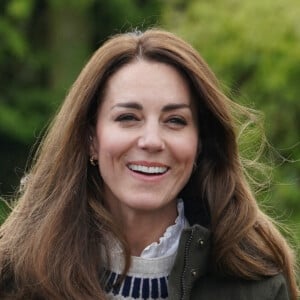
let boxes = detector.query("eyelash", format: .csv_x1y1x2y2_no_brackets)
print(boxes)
115,114,187,127
115,114,139,122
166,116,187,126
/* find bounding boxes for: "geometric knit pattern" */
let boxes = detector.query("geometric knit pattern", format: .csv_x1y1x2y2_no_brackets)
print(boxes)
102,251,177,300
103,270,168,299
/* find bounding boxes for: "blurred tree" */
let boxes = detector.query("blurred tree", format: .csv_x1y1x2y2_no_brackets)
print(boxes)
162,0,300,226
0,0,162,196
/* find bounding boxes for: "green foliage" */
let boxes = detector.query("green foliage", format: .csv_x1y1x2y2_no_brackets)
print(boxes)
0,0,54,145
7,0,35,20
0,198,11,225
91,0,161,44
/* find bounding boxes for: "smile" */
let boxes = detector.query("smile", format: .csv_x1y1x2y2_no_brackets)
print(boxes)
127,163,169,175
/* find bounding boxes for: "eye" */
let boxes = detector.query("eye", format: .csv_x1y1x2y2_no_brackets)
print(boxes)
166,116,187,127
115,114,139,122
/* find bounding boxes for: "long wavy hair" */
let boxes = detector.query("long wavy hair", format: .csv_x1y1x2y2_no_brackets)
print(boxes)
0,29,298,299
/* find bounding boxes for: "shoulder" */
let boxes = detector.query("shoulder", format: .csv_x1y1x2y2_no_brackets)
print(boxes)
191,273,290,300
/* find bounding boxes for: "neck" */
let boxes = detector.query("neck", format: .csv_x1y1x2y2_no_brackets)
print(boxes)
109,201,178,256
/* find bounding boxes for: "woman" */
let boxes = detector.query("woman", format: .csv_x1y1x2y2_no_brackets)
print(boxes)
0,29,298,299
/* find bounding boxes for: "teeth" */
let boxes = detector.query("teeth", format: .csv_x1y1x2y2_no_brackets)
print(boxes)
128,164,168,174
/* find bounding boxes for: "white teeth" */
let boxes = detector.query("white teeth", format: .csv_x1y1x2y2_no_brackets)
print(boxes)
128,164,168,174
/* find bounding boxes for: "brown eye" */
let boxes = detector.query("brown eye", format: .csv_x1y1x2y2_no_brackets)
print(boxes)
167,117,187,126
115,114,139,122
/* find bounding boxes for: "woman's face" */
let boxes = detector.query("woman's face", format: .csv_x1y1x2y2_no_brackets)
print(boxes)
91,60,198,215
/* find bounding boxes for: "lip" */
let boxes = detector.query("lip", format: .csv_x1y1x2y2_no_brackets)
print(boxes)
127,160,169,168
126,160,170,182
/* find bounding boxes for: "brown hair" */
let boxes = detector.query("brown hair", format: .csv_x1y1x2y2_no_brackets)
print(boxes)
0,29,298,299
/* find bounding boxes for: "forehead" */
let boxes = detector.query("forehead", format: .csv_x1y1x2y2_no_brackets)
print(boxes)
101,59,194,106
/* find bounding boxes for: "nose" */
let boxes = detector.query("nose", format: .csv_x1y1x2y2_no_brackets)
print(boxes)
137,123,165,152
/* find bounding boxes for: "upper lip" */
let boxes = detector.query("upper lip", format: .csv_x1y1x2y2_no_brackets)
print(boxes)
127,161,169,168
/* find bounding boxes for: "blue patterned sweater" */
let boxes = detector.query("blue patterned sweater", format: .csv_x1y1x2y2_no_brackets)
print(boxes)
103,251,177,300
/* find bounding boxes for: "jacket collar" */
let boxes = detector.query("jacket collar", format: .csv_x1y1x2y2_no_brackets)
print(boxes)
168,224,211,299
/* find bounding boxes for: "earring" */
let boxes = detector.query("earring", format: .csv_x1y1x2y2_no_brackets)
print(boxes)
90,156,98,166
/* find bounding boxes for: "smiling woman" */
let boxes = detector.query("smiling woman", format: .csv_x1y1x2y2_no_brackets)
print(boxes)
90,61,198,228
0,30,298,300
90,60,198,257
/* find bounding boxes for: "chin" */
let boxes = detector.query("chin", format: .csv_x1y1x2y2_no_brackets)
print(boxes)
123,196,175,212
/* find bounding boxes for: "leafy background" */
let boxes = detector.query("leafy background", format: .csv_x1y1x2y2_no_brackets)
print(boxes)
0,0,299,267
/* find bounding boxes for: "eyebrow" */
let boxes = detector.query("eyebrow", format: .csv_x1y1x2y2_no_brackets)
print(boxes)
111,102,191,111
161,103,191,112
111,102,143,110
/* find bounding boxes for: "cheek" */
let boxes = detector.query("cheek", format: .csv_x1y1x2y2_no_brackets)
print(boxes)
96,135,120,178
95,129,131,161
171,134,198,165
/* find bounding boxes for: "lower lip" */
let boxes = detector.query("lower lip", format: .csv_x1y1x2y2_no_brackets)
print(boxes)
127,167,169,182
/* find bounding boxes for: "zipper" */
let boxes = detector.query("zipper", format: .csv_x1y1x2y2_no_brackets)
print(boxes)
179,229,194,300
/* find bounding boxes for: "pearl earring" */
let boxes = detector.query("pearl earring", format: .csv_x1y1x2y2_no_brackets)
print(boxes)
89,156,98,166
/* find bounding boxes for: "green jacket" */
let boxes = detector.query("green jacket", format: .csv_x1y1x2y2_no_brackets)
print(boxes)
169,224,290,300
